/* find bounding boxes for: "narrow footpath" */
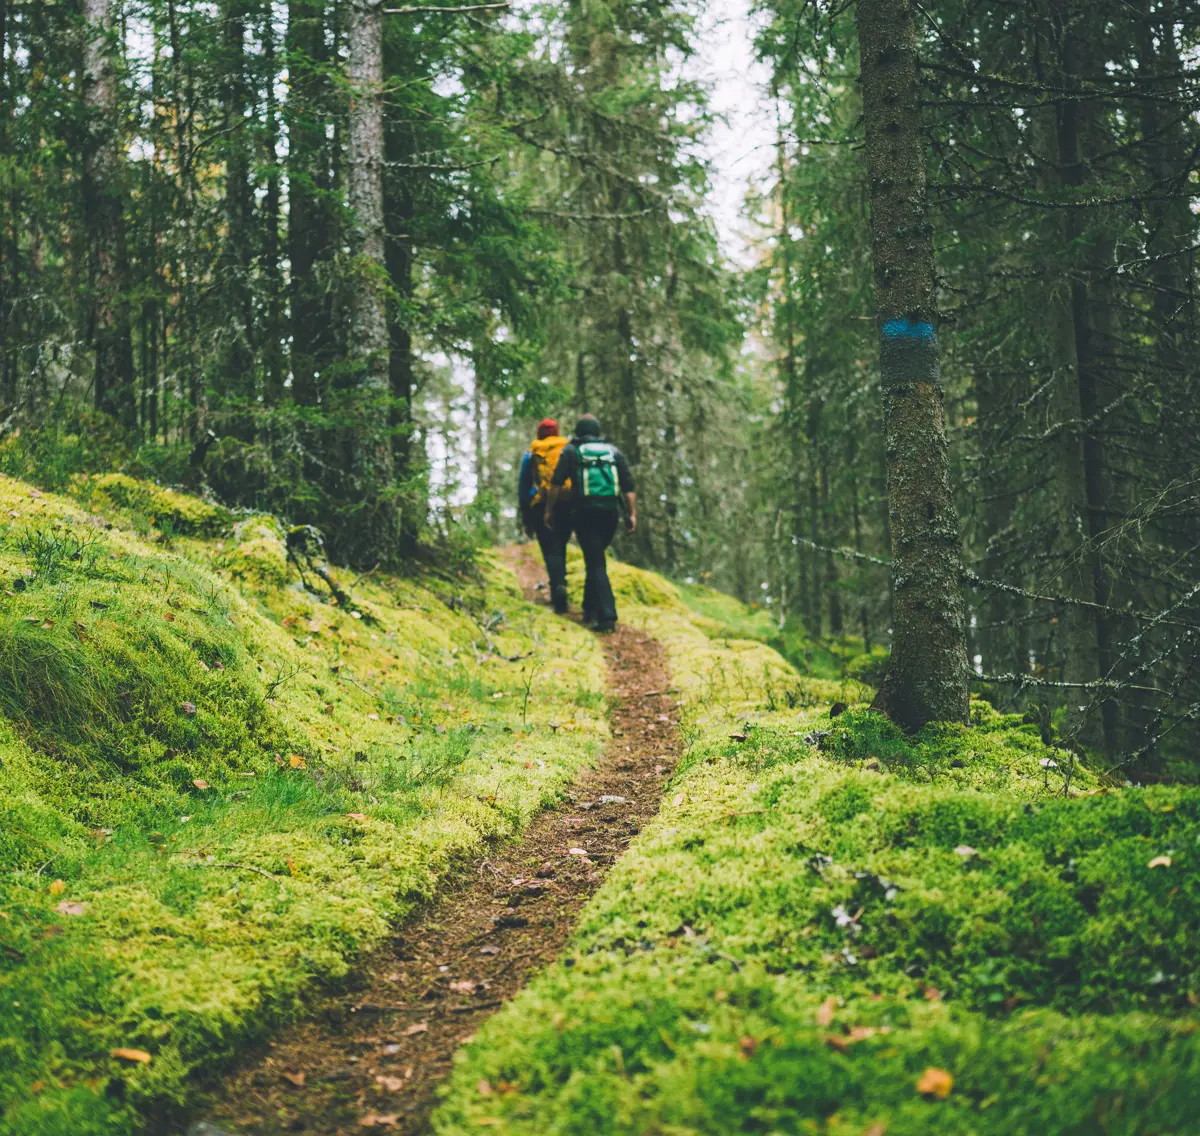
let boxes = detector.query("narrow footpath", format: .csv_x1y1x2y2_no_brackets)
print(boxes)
188,547,679,1135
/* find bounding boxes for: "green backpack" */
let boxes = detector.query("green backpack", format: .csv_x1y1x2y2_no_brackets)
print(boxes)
578,441,619,498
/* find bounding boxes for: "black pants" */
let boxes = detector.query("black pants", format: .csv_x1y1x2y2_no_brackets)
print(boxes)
529,502,568,602
573,507,620,624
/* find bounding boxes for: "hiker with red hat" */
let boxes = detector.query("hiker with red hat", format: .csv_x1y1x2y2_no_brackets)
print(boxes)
518,417,571,613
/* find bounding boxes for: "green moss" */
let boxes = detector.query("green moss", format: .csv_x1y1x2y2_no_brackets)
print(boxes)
73,473,231,536
434,561,1200,1136
0,475,607,1135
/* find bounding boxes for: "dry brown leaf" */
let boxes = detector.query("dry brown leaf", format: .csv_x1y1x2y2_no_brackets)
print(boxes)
48,879,66,896
672,791,685,807
192,779,209,791
288,754,307,769
449,980,478,995
567,847,589,856
824,1026,887,1052
55,900,88,916
359,1113,399,1128
180,701,197,715
1148,855,1173,869
375,1074,406,1092
163,611,175,622
916,1066,954,1099
862,1123,888,1136
922,986,943,1003
816,996,837,1027
367,712,380,721
401,1021,428,1036
476,1079,494,1097
110,1048,152,1064
346,813,368,822
738,1035,758,1057
281,1071,306,1088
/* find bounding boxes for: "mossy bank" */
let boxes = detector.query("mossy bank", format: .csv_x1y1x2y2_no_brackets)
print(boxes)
434,562,1200,1135
0,474,606,1135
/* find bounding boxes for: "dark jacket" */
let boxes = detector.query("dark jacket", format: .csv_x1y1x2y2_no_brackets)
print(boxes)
551,435,635,511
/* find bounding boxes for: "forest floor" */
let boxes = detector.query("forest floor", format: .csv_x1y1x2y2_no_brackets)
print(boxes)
2,469,1199,1136
191,547,682,1134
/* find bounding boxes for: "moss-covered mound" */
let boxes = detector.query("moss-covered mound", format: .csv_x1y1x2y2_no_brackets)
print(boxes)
433,566,1200,1135
0,475,606,1135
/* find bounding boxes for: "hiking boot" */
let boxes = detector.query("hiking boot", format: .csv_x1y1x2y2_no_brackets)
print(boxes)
552,585,569,615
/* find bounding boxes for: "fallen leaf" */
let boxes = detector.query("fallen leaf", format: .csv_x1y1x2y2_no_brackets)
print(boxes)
816,996,837,1027
288,754,307,769
568,847,589,856
359,1113,399,1128
916,1066,954,1099
29,1080,44,1094
922,986,943,1003
192,779,209,790
346,812,368,822
479,944,501,955
1148,855,1173,869
367,712,380,721
862,1123,888,1136
449,980,478,995
180,701,197,715
281,1071,306,1088
738,1035,758,1057
48,879,66,897
401,1021,428,1037
476,1080,493,1097
375,1074,406,1092
953,845,976,858
55,901,87,916
824,1026,886,1051
110,1048,152,1064
163,611,175,622
672,792,685,807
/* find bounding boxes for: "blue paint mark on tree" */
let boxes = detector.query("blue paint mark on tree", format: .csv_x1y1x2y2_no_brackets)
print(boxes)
882,318,936,341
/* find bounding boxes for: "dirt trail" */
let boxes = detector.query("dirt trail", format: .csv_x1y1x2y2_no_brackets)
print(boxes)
188,545,678,1136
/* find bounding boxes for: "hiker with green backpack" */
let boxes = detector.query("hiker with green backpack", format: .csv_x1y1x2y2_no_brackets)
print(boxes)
545,414,637,632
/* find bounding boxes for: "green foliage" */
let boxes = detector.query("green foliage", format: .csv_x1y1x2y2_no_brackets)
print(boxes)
0,475,607,1134
434,566,1200,1136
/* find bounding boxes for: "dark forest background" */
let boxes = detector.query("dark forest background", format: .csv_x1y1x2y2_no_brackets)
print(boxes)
2,0,1199,772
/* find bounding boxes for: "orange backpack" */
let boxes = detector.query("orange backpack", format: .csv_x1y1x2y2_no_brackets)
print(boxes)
527,435,569,505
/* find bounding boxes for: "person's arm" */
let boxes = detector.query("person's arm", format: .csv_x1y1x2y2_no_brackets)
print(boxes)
615,450,637,532
545,444,575,528
517,452,534,535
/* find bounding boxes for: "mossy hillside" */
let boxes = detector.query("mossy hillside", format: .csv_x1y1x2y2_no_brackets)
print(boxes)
676,578,890,683
435,560,1200,1135
0,475,606,1135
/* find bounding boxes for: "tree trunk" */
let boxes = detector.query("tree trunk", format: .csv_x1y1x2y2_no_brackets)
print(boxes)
262,4,286,407
219,0,254,429
856,0,970,729
82,0,136,428
345,0,397,563
0,0,14,411
287,0,332,407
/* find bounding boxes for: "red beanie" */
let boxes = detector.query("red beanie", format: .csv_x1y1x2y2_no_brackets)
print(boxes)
536,418,559,439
